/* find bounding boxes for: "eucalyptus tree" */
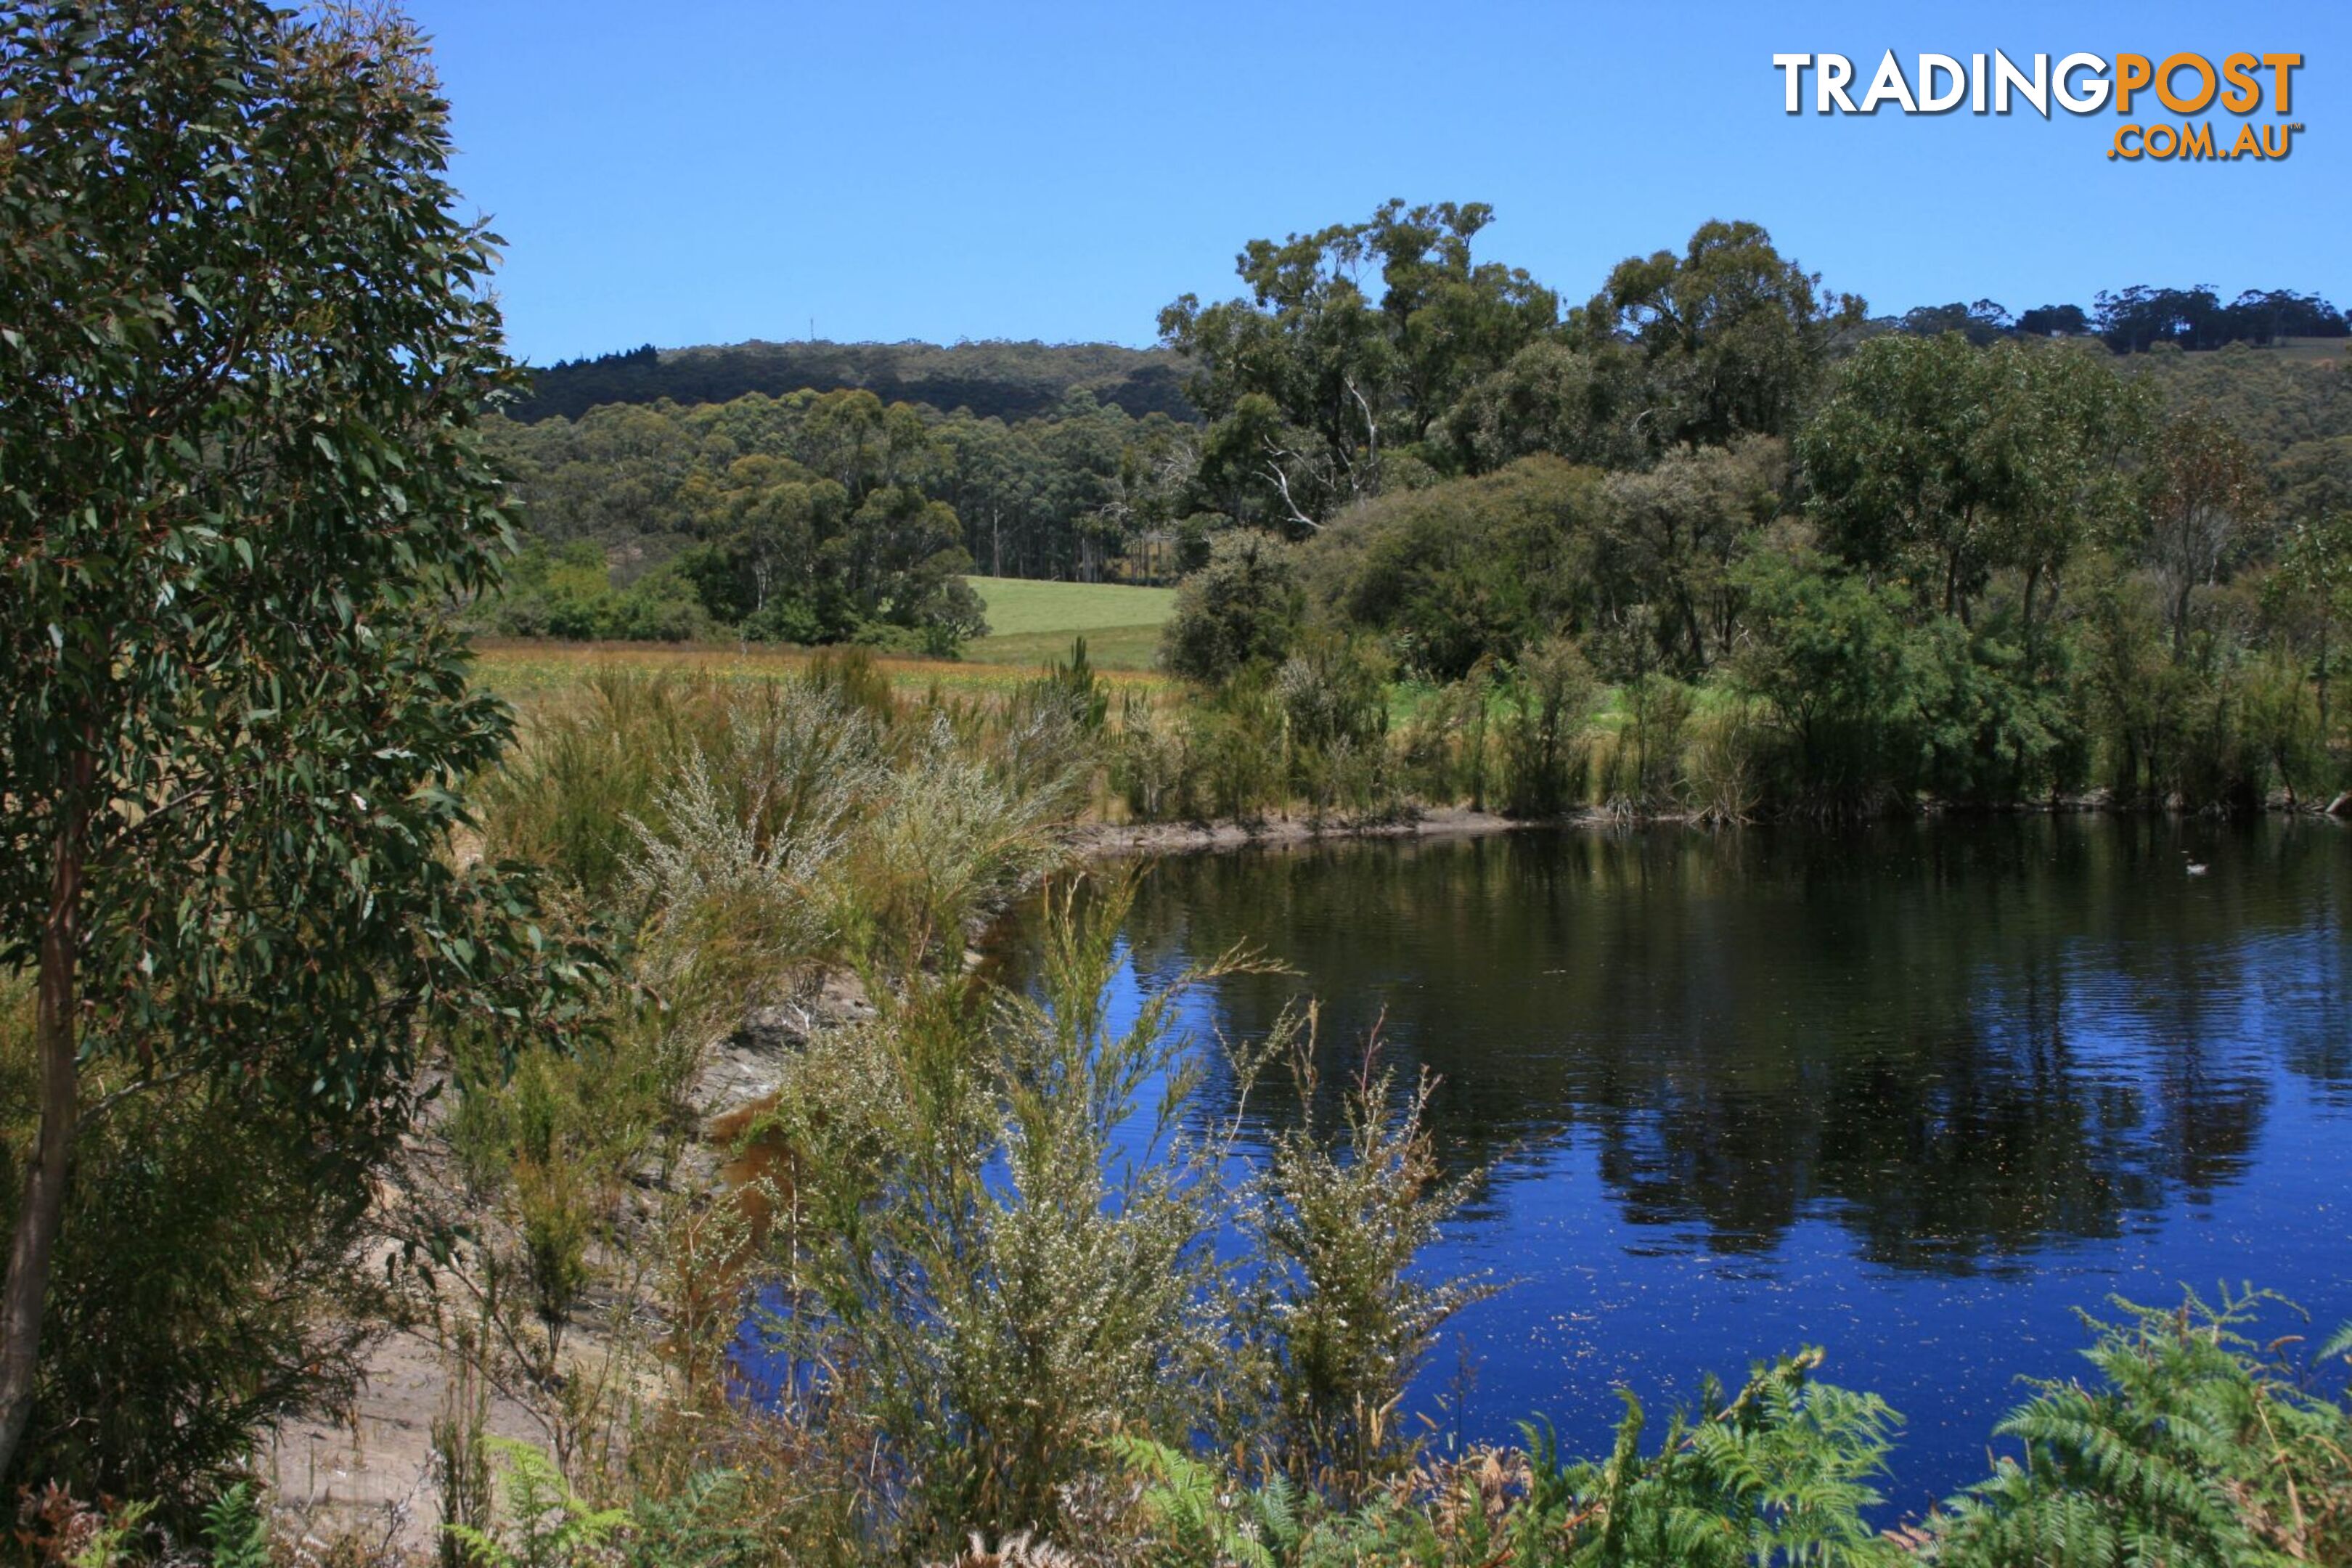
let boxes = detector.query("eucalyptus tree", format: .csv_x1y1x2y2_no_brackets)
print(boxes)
2145,407,2268,656
1590,218,1861,449
1802,333,2151,630
0,0,591,1479
1161,200,1559,534
2276,509,2351,751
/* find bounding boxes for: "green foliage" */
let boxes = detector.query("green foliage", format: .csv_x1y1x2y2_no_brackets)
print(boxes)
1927,1289,2352,1567
1590,219,1861,449
1112,694,1193,822
1278,637,1398,821
1118,1353,1902,1568
1305,458,1606,680
2143,407,2269,658
756,874,1270,1548
483,384,1200,640
1728,554,1927,814
481,387,995,650
1802,335,2150,626
1396,667,1497,809
491,544,716,643
1018,639,1111,736
617,1468,759,1568
1444,340,1652,475
0,1066,385,1514
1244,1019,1493,1497
446,1437,631,1568
511,338,1193,425
1161,200,1561,533
1590,438,1785,679
1500,638,1597,817
1188,682,1290,822
0,0,601,1487
1120,1435,1308,1568
202,1485,271,1568
1680,697,1767,822
1605,674,1696,809
1162,532,1307,684
1526,1352,1903,1568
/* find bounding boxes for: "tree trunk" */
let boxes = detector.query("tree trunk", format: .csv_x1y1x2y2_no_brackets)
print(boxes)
0,760,89,1482
2317,616,2332,756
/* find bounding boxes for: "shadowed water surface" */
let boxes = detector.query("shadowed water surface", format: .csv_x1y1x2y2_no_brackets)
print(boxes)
999,815,2352,1516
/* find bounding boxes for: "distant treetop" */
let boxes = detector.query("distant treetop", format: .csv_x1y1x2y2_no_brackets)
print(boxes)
509,338,1194,424
1883,286,2345,351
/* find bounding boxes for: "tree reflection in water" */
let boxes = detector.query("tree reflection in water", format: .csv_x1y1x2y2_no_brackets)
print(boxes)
996,817,2352,1507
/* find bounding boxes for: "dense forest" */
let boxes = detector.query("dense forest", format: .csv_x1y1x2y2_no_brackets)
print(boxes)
481,243,2351,650
510,285,2345,426
506,338,1194,424
480,207,2351,822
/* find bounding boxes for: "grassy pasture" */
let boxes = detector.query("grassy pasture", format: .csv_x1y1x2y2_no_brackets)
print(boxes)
964,574,1174,670
468,573,1177,713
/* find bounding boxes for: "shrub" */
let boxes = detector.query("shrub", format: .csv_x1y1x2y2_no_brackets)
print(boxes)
1113,694,1192,823
1683,698,1768,823
445,1438,629,1568
1302,457,1608,681
0,1052,385,1518
1730,552,1926,815
1244,1016,1493,1498
1500,637,1596,817
754,875,1270,1549
1162,532,1306,684
1615,673,1695,809
1278,637,1396,820
1396,668,1497,810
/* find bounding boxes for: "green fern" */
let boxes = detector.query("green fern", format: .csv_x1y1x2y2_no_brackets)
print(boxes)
444,1437,630,1568
203,1485,271,1568
1119,1435,1310,1567
624,1469,752,1568
1516,1350,1904,1567
1926,1287,2352,1568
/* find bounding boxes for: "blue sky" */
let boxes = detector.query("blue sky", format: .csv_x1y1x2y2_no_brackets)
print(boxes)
400,1,2350,367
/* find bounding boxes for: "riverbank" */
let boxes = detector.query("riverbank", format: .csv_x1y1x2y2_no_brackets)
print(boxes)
1069,789,2352,862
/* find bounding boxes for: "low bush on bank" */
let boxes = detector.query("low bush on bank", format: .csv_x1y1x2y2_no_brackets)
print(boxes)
10,660,2348,1568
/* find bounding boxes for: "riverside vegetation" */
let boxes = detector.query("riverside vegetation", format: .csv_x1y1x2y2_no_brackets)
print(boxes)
3,4,2351,1568
468,229,2352,819
12,658,2350,1567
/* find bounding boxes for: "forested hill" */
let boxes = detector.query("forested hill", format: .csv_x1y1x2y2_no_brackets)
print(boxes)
509,338,1194,423
516,285,2343,427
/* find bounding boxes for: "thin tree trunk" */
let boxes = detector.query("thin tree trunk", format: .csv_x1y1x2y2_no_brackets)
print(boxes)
0,755,89,1480
2316,616,2331,754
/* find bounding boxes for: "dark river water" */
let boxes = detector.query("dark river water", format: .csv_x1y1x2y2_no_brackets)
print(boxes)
1003,816,2352,1518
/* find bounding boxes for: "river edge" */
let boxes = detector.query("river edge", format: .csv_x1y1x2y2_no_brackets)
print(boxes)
1064,791,2352,862
265,789,2350,1547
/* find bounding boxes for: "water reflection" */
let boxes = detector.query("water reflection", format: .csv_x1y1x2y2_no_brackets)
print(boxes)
1085,818,2344,1270
999,817,2352,1506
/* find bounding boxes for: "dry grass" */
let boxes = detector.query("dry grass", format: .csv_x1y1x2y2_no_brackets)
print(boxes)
470,639,1172,714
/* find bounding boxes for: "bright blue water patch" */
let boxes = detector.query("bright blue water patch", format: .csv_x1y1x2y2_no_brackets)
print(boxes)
991,816,2352,1519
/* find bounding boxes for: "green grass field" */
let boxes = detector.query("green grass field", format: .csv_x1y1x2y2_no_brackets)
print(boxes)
964,575,1174,671
469,575,1177,707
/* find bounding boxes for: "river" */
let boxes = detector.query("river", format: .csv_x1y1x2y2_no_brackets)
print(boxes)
1000,814,2352,1516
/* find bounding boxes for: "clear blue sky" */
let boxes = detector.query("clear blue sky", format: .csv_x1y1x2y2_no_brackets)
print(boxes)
400,0,2349,367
